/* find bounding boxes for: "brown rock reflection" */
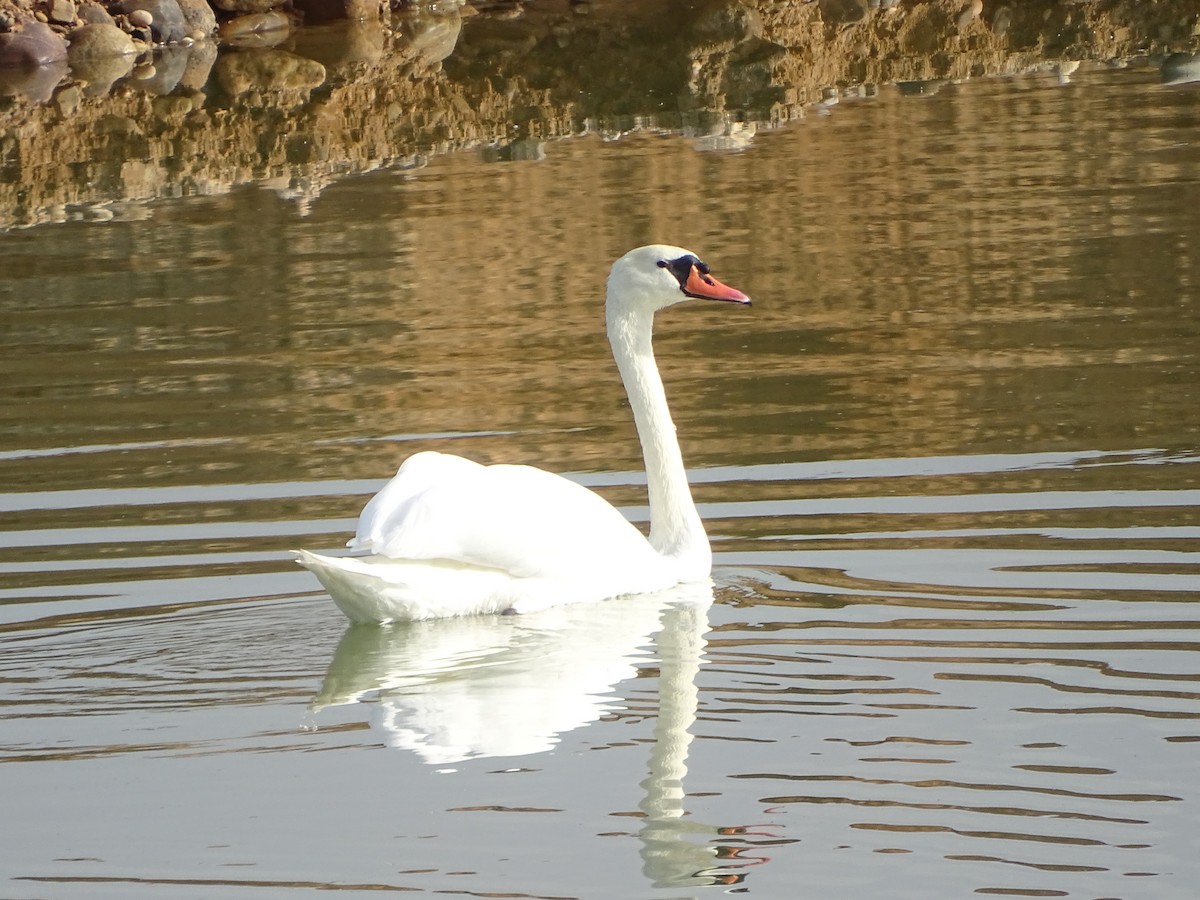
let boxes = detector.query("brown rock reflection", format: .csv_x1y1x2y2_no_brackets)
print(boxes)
2,0,1200,228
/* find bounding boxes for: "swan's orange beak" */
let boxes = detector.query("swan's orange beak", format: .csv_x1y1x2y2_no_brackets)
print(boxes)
683,266,751,305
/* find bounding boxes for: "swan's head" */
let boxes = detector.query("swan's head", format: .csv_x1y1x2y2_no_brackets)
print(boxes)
607,244,751,314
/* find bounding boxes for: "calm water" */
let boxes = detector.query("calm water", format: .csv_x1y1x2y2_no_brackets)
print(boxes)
2,62,1200,898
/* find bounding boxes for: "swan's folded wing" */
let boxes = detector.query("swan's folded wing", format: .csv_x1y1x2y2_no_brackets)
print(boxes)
351,451,486,552
353,455,657,579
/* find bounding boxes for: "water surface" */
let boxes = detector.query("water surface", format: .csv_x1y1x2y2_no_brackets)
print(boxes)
2,62,1199,898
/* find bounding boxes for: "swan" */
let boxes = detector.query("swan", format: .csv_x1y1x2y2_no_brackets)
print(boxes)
296,244,750,622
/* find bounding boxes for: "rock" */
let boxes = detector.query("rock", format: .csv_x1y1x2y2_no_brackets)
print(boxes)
210,0,280,16
68,23,137,95
120,0,188,43
176,0,216,37
68,22,137,57
128,8,153,27
219,11,290,49
214,48,325,94
77,2,115,25
0,20,69,68
817,0,867,26
49,0,78,25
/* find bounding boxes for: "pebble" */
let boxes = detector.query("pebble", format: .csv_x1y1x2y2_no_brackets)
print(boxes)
48,0,77,25
129,8,153,27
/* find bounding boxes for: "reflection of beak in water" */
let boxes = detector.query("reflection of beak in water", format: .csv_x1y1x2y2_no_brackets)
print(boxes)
310,580,787,888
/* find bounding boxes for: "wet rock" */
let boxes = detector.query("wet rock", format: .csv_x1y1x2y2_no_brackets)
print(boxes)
120,0,188,43
210,0,280,16
817,0,867,26
214,48,325,94
219,11,290,49
0,20,68,68
176,0,216,37
48,0,78,25
77,1,115,25
68,22,137,57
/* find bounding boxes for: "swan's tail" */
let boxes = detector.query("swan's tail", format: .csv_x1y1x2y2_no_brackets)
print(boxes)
293,550,514,623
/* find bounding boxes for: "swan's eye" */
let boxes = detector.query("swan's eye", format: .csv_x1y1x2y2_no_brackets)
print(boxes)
660,254,705,292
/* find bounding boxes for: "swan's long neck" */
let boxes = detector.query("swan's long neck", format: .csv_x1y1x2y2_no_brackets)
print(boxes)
607,301,711,577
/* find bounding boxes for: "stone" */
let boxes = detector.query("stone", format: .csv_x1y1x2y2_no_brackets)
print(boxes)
77,2,115,25
176,0,216,37
128,8,153,27
48,0,78,25
67,22,137,58
0,20,68,68
210,0,280,16
120,0,188,43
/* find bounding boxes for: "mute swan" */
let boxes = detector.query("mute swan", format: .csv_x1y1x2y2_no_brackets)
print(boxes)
296,245,750,622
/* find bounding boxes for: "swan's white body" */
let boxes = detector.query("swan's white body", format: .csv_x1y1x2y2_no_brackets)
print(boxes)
297,245,749,622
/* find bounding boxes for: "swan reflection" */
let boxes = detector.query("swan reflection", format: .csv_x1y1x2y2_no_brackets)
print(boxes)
311,582,713,763
311,581,783,888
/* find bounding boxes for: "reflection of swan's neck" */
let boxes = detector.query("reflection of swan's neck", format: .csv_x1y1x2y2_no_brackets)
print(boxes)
607,301,710,576
638,598,715,888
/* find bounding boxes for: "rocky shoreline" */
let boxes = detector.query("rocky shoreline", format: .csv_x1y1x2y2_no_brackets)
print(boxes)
1,0,1199,229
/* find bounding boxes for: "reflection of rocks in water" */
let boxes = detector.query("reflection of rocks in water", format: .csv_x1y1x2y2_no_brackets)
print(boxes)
2,0,1200,229
219,11,291,50
214,48,326,96
1163,52,1200,85
126,44,189,94
0,58,67,103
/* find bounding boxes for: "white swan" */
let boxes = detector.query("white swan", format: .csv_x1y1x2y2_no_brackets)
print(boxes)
296,244,750,622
